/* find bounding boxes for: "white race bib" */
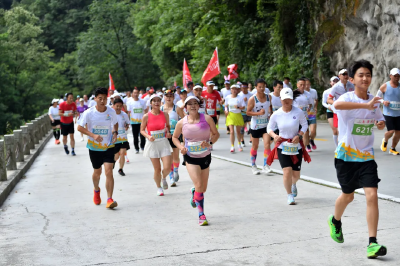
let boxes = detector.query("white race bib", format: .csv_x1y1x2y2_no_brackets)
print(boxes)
389,101,400,110
207,109,215,116
281,141,299,155
92,125,109,136
199,108,206,114
256,117,268,128
187,141,208,155
151,129,165,141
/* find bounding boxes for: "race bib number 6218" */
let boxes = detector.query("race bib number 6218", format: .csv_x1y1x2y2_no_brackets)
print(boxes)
352,119,374,136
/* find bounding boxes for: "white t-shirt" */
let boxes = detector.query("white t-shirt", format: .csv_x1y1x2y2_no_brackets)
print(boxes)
88,99,97,108
59,99,64,104
267,106,308,150
334,92,384,162
293,90,313,118
283,82,292,89
187,91,195,97
127,99,146,124
269,93,282,112
115,112,130,144
329,81,355,101
322,88,334,113
221,88,232,99
238,91,253,113
78,106,118,151
48,106,60,120
225,95,246,114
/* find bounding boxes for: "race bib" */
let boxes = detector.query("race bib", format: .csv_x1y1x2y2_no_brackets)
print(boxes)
64,110,72,116
281,142,299,155
118,129,125,135
92,126,109,136
170,119,178,133
229,104,237,112
151,129,165,141
256,117,268,128
199,108,206,114
352,119,374,136
187,141,208,155
133,108,143,113
389,101,400,111
207,109,215,116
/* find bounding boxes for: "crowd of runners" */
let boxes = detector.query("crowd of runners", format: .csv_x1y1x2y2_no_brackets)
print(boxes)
46,59,400,259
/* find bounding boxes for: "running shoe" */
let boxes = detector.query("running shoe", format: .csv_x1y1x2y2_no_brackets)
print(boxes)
244,126,248,132
227,131,230,135
118,169,125,176
291,184,297,197
311,142,317,150
157,188,164,196
56,139,60,145
381,138,387,152
162,178,168,190
210,145,213,151
71,150,76,156
287,194,296,205
54,140,57,144
389,148,400,155
367,242,387,259
238,145,243,152
135,149,139,154
262,165,271,174
249,140,252,143
106,198,118,209
306,145,312,153
251,165,260,175
125,156,130,163
230,147,235,153
64,145,69,155
174,171,179,182
199,214,208,226
170,179,176,187
141,148,144,151
93,189,101,205
190,187,196,208
327,214,344,243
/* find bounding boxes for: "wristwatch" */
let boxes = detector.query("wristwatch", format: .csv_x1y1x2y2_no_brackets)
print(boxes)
113,131,118,135
297,134,303,140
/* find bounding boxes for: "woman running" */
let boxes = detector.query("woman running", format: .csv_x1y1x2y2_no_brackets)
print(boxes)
48,99,61,145
76,98,89,141
322,76,340,148
267,88,311,205
140,94,172,196
162,89,185,187
224,84,246,152
172,96,220,226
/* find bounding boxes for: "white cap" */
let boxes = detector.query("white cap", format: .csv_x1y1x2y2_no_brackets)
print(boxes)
390,68,400,76
330,76,340,82
79,98,84,101
162,87,167,91
184,96,200,105
149,94,162,102
280,88,293,100
230,84,240,89
52,98,59,104
206,81,215,86
157,91,163,96
338,69,348,75
193,85,203,90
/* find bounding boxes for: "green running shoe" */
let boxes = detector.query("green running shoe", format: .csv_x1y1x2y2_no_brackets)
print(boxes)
327,214,344,243
190,187,196,208
367,243,387,259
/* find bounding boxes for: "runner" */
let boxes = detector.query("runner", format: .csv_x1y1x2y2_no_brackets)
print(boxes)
283,77,292,89
186,81,194,97
58,92,77,156
215,86,223,129
293,78,313,152
202,80,222,126
327,60,387,258
267,88,310,205
48,99,61,145
322,76,340,147
83,95,89,106
77,87,119,209
112,98,130,176
76,98,88,141
377,68,400,155
269,80,284,142
140,94,172,196
162,90,185,187
127,88,148,153
238,82,253,146
193,84,206,115
304,78,319,151
172,96,220,226
224,84,245,152
221,80,232,134
59,94,65,104
246,78,273,175
176,88,188,115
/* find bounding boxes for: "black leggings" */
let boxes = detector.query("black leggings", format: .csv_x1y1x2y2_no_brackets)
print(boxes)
131,124,146,150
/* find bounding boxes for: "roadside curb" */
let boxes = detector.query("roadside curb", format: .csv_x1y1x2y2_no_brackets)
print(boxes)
211,154,400,204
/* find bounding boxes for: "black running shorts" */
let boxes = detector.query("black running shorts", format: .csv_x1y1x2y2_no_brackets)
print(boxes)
61,122,74,136
89,148,115,169
334,159,380,194
211,116,218,125
277,148,303,171
114,142,130,154
250,127,267,139
384,115,400,131
184,153,211,170
168,137,177,149
327,112,334,119
51,120,61,127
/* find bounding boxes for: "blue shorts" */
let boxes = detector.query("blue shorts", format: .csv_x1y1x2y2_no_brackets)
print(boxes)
308,119,316,125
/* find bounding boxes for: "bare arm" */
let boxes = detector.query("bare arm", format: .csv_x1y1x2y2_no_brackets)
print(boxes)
140,114,152,139
334,97,381,111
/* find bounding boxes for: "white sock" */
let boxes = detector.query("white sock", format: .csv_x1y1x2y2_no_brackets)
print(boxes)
333,135,338,147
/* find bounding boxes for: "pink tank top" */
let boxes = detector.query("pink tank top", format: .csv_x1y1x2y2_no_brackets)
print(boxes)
182,113,211,158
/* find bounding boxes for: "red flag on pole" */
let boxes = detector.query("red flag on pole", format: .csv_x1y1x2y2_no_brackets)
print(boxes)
182,58,192,88
201,48,220,85
227,64,239,80
108,73,115,97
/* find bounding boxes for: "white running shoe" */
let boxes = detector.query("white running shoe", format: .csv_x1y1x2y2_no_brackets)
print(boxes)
238,145,243,152
170,179,176,187
230,147,235,153
162,178,168,190
262,164,271,174
157,188,164,196
287,194,296,205
251,165,260,175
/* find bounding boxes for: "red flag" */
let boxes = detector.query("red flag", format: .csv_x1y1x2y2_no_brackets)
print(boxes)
228,64,239,79
174,80,177,87
201,48,220,85
182,58,192,88
108,73,115,97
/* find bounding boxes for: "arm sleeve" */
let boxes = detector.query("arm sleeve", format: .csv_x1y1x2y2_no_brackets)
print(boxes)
299,110,309,134
376,90,383,98
267,113,277,133
322,91,330,109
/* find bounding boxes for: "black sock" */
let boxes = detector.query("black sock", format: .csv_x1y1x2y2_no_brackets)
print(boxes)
64,145,68,148
332,216,341,226
310,139,315,145
383,141,387,147
369,237,377,245
307,144,311,149
391,147,396,151
53,130,57,138
56,130,60,139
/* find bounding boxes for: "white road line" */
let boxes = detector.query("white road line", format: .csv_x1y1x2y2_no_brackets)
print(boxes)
212,154,400,204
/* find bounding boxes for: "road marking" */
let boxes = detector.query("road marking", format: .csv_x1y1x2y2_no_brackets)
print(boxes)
211,154,400,204
314,138,327,141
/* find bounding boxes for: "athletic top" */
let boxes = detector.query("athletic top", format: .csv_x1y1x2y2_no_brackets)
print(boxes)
182,113,211,158
161,105,179,134
335,92,384,162
201,90,222,117
147,111,167,141
88,100,97,108
269,93,282,112
250,95,270,130
221,88,232,99
198,97,206,115
307,88,318,120
293,90,312,118
77,105,88,118
115,112,130,144
238,91,253,114
48,106,60,120
267,106,308,150
329,81,355,104
127,99,146,124
59,101,77,124
78,106,118,151
224,95,245,114
322,88,332,113
383,81,400,117
187,91,195,97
